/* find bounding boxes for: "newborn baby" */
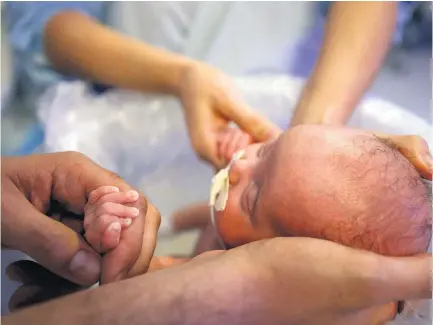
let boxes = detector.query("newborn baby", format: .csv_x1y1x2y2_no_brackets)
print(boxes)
211,124,431,257
84,125,431,259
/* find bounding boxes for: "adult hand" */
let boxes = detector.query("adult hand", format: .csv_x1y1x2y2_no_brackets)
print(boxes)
375,133,432,180
4,237,430,325
189,238,429,325
179,63,282,169
1,152,161,285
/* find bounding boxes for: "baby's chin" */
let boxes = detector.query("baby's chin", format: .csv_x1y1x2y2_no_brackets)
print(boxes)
214,207,256,247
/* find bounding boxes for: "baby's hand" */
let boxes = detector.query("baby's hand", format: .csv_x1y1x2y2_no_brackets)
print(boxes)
217,127,252,165
84,186,140,253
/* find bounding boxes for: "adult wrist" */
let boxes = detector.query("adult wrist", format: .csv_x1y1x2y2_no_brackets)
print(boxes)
167,57,196,98
132,43,195,97
290,101,351,127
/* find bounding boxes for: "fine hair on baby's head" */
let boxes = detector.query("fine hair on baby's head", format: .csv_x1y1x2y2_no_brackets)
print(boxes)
265,126,432,257
216,125,432,257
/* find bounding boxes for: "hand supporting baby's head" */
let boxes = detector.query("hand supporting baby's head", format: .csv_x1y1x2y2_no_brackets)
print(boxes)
214,125,431,256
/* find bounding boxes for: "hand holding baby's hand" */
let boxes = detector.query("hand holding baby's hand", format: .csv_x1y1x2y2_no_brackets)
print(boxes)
84,186,140,253
217,128,253,166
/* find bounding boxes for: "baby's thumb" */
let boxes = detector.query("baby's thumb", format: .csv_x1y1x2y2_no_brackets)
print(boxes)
10,203,101,285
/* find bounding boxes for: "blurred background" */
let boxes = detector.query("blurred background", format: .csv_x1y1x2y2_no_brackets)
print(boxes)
1,1,432,316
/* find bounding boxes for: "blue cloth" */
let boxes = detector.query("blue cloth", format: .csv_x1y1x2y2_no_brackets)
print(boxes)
4,2,109,104
3,2,110,155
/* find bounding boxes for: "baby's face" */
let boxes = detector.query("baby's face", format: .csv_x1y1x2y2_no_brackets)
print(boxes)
213,139,280,246
214,125,319,247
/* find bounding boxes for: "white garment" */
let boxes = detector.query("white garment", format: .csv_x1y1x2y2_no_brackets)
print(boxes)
106,2,314,74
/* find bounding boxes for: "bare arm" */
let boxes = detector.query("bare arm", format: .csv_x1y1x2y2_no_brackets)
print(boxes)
291,2,397,126
44,11,194,96
3,249,250,325
3,238,430,325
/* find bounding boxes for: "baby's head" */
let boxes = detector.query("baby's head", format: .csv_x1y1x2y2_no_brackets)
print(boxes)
212,125,431,256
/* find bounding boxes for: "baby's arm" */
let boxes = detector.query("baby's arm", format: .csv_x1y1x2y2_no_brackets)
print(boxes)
84,186,140,253
217,127,252,165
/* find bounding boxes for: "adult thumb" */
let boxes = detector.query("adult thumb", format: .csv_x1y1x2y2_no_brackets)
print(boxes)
4,199,100,286
375,133,432,180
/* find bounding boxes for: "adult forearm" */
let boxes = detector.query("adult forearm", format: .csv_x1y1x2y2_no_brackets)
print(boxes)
3,254,252,325
44,11,194,96
4,269,184,325
291,2,397,126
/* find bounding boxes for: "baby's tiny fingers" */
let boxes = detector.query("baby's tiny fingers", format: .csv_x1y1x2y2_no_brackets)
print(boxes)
96,202,140,219
88,186,120,205
220,132,234,165
226,130,245,162
238,133,253,151
102,222,122,252
98,190,140,205
85,214,121,253
120,218,133,228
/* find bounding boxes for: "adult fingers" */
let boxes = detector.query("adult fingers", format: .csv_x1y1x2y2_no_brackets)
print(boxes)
253,238,430,312
49,152,135,213
375,133,432,180
2,192,100,286
7,260,67,285
222,101,282,143
376,254,431,301
7,261,84,313
191,104,225,168
99,193,147,283
99,198,160,283
48,153,149,284
330,303,397,325
125,202,162,277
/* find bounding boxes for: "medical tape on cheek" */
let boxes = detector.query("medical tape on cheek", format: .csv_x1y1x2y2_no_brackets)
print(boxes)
209,150,246,245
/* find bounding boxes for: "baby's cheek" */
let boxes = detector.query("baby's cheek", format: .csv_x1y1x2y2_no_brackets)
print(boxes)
214,199,251,247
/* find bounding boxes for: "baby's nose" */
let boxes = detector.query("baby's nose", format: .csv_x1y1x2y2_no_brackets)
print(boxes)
229,159,249,185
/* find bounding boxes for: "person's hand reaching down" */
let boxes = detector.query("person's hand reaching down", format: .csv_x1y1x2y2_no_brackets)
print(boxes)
180,63,282,169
